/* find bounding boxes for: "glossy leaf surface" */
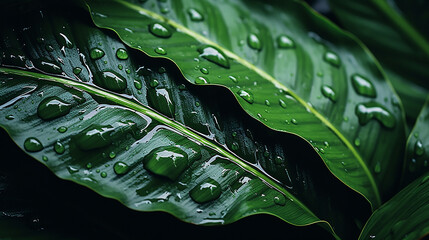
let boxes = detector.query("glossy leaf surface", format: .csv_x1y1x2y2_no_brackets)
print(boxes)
0,1,372,239
328,0,429,122
359,172,429,240
401,97,429,186
84,0,406,207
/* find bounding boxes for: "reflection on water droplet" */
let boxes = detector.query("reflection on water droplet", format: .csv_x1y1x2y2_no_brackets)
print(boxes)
198,45,230,69
323,51,340,67
143,146,188,180
415,140,425,156
279,99,287,109
237,89,254,104
73,67,82,75
24,137,43,152
154,47,167,55
355,102,396,128
195,76,209,84
187,8,204,21
321,85,337,102
274,194,286,206
54,141,65,154
37,96,71,121
97,71,127,92
351,74,376,98
148,22,172,38
114,161,129,175
291,118,298,125
200,67,209,74
58,126,68,133
5,115,14,120
116,48,129,60
229,76,238,83
75,124,114,151
277,35,295,49
190,178,222,203
90,47,105,60
247,33,262,50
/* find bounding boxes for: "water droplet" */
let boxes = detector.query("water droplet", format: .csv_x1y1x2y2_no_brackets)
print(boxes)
118,64,123,70
189,178,222,203
5,115,14,120
321,85,337,102
42,156,48,161
45,44,54,52
86,163,93,169
116,48,129,60
100,171,107,178
148,22,172,38
134,79,142,89
279,99,287,108
143,146,188,180
354,138,361,147
54,141,65,154
277,35,295,48
90,47,105,60
36,60,62,74
247,33,262,50
351,74,376,98
355,102,396,128
274,194,286,206
231,142,239,151
24,137,43,152
73,67,82,75
109,151,116,159
229,76,238,83
97,71,127,92
415,140,425,156
75,124,114,151
67,166,79,174
264,99,271,106
57,126,68,133
374,161,381,173
274,156,283,165
113,161,129,175
200,67,209,74
187,8,204,21
323,51,340,67
149,78,159,88
237,89,254,104
195,76,209,84
59,33,73,49
37,96,71,120
154,47,167,55
197,46,230,69
148,88,175,117
291,118,298,125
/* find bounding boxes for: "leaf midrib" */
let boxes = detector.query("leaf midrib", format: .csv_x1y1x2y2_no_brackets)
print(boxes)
0,66,336,230
95,0,380,206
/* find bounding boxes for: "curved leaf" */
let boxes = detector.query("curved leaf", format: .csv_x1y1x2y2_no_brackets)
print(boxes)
84,0,406,207
0,1,371,239
359,172,429,240
328,0,429,121
401,96,429,186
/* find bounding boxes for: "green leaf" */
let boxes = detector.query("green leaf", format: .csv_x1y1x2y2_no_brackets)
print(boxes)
0,1,373,239
400,96,429,186
328,0,429,122
83,0,406,207
358,172,429,240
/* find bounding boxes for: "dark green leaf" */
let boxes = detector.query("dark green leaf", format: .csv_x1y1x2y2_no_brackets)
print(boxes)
328,0,429,122
359,172,429,240
0,1,372,239
84,0,406,208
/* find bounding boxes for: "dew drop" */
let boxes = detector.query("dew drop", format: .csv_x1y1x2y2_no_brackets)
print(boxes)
277,35,295,49
279,99,287,109
415,140,425,156
229,76,238,83
100,171,107,178
200,67,209,74
114,161,129,175
374,161,381,174
134,79,142,90
189,178,222,203
247,33,262,50
237,89,254,104
231,142,239,151
355,102,396,128
195,76,209,84
323,51,341,67
73,67,82,75
24,137,43,152
321,85,337,102
116,48,129,60
37,96,72,120
291,118,298,125
42,156,48,162
148,22,172,38
143,146,188,180
97,71,127,92
54,141,65,154
5,115,14,120
274,156,283,165
90,47,105,60
149,78,159,88
154,47,167,55
351,74,376,98
187,8,204,21
109,151,116,159
197,45,230,69
57,126,68,133
265,99,271,106
274,194,286,206
354,138,361,147
75,124,114,151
